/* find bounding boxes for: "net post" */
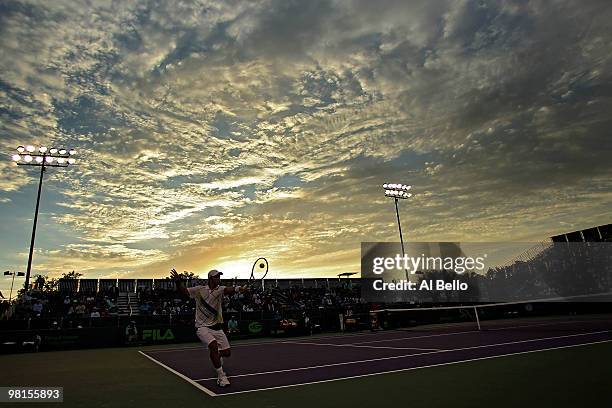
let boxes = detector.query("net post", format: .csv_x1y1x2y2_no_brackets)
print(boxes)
473,306,481,331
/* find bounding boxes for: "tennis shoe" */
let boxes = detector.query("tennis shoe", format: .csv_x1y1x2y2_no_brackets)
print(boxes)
217,374,230,388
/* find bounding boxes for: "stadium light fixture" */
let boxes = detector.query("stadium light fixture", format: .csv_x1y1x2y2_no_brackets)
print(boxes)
3,270,26,301
383,183,412,199
382,183,414,281
10,144,78,291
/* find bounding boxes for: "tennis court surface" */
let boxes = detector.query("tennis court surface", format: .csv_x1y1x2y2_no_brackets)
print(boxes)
140,314,612,396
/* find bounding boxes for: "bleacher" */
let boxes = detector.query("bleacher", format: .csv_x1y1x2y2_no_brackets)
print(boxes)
48,278,360,294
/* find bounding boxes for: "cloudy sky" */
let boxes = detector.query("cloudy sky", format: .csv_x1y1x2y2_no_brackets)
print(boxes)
1,0,611,291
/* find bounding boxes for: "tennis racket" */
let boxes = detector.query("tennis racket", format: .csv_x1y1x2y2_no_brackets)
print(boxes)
245,258,290,304
247,257,269,290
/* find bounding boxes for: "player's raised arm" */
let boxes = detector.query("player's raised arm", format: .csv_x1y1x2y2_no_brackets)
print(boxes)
170,268,189,297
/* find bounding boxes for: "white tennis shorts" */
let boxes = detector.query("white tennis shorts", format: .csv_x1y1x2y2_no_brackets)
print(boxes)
196,326,230,351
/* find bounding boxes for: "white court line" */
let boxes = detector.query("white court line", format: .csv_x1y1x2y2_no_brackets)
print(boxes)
138,350,218,397
144,330,392,354
145,330,481,354
346,329,481,345
145,345,205,353
488,318,611,331
282,341,440,351
346,318,609,346
193,330,612,381
213,339,612,396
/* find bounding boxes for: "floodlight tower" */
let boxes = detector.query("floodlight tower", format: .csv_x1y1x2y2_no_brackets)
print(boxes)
382,183,413,281
3,270,25,301
10,145,77,290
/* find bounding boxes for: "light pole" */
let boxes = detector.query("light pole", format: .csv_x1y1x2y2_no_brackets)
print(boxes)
3,271,25,301
11,145,77,290
382,183,413,281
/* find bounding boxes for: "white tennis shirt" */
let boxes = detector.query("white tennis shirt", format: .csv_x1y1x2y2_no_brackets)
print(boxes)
187,285,226,327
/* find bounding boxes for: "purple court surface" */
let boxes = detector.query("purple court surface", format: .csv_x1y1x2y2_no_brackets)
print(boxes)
139,315,612,397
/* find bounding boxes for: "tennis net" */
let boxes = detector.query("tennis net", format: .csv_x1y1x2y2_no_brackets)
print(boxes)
370,293,612,332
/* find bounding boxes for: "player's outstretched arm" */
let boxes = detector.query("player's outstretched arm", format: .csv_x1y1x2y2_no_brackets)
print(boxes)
170,268,189,297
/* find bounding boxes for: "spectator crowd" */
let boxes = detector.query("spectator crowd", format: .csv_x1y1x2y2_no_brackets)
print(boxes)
1,280,364,328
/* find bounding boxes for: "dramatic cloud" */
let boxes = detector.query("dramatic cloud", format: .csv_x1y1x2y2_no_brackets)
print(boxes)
1,0,611,289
